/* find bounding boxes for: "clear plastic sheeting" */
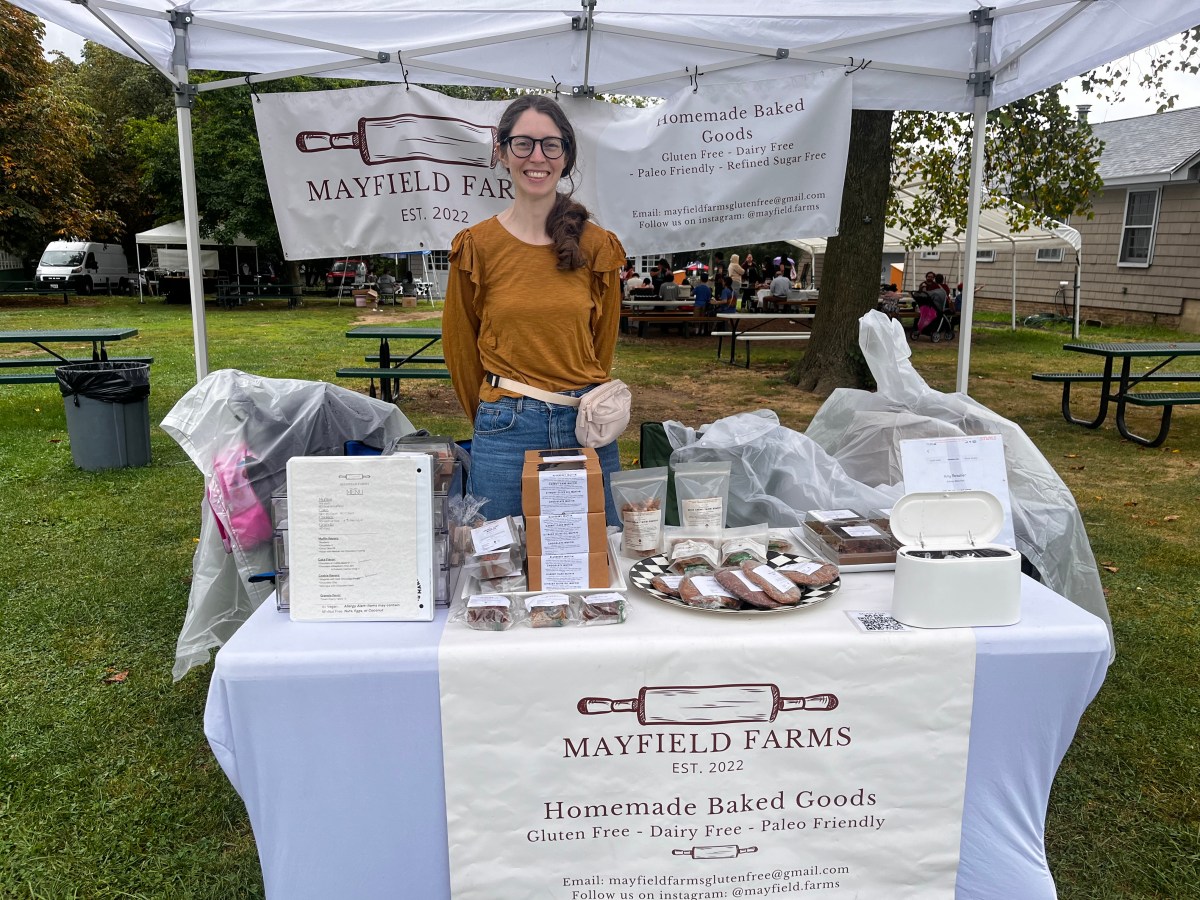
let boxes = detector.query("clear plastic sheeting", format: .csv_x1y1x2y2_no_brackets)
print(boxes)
161,369,414,680
663,410,901,528
806,311,1113,657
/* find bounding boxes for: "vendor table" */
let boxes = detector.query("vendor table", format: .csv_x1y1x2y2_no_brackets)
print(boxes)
344,326,445,403
205,572,1109,900
0,327,139,362
1056,341,1200,446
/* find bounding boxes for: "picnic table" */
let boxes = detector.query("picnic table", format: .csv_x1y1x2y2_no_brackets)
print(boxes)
1033,341,1200,447
339,326,450,403
0,327,145,385
713,312,814,368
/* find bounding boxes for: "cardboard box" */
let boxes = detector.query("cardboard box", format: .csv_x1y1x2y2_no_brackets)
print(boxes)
352,288,379,307
525,512,606,557
523,447,599,465
521,457,604,517
399,295,418,308
528,550,610,591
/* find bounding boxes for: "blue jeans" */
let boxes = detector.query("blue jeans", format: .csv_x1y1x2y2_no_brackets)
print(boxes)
467,388,621,526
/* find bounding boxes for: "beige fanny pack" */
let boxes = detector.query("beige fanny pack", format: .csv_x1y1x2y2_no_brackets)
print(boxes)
485,373,631,447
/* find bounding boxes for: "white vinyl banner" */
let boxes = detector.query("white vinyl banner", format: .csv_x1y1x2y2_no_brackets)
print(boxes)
439,583,975,899
253,74,851,259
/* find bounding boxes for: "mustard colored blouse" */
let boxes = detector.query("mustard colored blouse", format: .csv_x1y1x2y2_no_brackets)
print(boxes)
442,215,626,419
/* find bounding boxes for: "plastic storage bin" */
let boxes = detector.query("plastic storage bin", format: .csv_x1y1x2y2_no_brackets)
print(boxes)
55,361,151,471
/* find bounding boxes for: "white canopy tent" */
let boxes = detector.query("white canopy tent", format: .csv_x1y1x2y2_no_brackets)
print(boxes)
789,183,1083,332
17,0,1200,389
134,219,259,302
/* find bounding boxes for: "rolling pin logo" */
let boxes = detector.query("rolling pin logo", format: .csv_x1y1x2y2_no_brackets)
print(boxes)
578,683,839,726
296,114,499,168
674,844,757,860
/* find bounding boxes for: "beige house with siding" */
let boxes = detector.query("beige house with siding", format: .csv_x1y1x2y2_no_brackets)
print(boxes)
882,106,1200,330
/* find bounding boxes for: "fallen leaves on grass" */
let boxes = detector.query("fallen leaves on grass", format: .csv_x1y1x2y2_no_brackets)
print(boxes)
1064,453,1080,459
1102,565,1119,573
102,668,128,684
1123,501,1138,507
1163,515,1180,522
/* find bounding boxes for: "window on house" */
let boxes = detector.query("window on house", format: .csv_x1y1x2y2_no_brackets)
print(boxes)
976,249,996,263
430,250,449,271
1036,247,1064,262
1118,189,1159,266
918,250,940,260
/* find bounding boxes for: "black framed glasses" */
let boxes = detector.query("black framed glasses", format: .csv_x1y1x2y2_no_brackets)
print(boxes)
503,135,567,159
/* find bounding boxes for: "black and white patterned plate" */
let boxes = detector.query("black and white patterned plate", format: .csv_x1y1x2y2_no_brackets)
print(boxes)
627,552,840,615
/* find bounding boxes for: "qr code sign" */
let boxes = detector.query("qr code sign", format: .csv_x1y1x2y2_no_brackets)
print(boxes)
846,611,911,632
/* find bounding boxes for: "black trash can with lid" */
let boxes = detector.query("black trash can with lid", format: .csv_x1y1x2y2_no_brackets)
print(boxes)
56,361,152,470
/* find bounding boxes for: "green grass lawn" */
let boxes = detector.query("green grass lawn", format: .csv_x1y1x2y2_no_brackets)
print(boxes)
1,294,1197,898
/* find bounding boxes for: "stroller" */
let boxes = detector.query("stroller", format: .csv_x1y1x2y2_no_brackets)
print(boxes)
910,290,956,342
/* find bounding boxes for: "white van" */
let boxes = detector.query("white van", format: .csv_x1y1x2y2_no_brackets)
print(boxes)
35,241,133,294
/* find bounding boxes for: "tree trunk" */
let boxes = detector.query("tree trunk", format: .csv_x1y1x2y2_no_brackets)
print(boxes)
789,109,894,395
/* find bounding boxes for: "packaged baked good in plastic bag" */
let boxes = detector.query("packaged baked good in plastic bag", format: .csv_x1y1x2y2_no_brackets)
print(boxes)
677,574,740,610
463,515,524,578
714,566,777,609
449,494,489,566
740,561,803,606
525,593,571,628
667,537,720,575
460,594,517,631
719,524,769,567
777,558,840,587
674,460,731,530
478,572,528,593
576,592,626,626
610,467,668,558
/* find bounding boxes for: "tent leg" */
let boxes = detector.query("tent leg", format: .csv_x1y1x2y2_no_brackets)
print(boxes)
172,15,208,382
955,11,993,395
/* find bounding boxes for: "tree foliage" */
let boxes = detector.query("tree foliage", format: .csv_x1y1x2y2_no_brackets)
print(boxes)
0,2,116,261
891,91,1104,250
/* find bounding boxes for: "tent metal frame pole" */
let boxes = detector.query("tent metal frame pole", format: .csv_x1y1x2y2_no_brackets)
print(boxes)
1080,252,1089,340
170,11,209,381
956,9,994,396
1011,238,1018,330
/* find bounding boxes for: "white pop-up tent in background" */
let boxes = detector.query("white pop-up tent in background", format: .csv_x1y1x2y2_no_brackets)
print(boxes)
15,0,1200,389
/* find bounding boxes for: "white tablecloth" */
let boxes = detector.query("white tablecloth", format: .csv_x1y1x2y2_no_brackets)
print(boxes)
205,574,1109,899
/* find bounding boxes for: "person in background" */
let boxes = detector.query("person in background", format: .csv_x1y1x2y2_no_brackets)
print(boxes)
741,253,760,308
629,276,657,298
691,271,713,312
919,270,939,292
401,270,416,295
728,253,744,301
769,265,792,301
712,275,736,313
442,94,625,525
658,274,680,301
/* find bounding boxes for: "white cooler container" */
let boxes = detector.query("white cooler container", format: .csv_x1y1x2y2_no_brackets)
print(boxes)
890,490,1021,628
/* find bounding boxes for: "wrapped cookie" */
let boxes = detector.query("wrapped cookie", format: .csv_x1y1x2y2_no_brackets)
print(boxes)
464,594,515,631
677,574,741,610
739,561,803,606
777,559,840,587
714,567,779,610
667,537,720,575
577,592,626,626
650,574,684,598
478,572,528,593
525,593,571,628
719,524,769,567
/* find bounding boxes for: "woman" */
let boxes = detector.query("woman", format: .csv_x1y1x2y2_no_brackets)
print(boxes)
741,253,760,308
443,95,626,525
727,253,744,303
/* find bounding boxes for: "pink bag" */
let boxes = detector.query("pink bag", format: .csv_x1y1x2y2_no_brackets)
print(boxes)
916,305,938,333
207,445,273,552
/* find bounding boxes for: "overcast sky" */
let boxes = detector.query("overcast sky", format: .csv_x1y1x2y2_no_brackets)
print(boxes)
39,19,1199,124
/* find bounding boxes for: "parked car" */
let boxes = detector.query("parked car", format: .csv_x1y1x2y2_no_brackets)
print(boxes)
325,259,368,295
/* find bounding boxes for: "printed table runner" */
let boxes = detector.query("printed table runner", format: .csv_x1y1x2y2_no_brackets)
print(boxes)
439,575,976,899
